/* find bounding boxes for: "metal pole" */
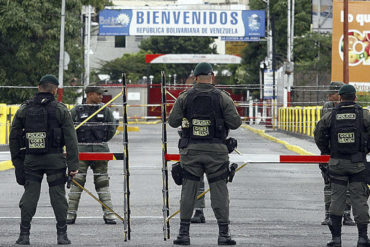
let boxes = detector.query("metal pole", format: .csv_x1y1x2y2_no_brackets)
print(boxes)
122,73,131,241
343,0,349,84
57,0,65,102
161,71,170,240
287,0,291,107
86,5,91,86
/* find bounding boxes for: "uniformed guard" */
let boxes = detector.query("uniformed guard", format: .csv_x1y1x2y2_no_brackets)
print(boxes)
66,82,117,225
9,74,79,245
314,84,370,247
168,62,242,245
319,81,355,226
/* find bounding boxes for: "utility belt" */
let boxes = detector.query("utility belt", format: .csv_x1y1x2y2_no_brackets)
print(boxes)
171,162,238,186
178,137,224,149
331,152,365,163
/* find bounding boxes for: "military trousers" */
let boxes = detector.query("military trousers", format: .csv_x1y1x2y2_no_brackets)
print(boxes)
20,168,68,226
320,164,351,213
67,160,114,216
329,159,369,224
180,150,229,223
194,176,205,209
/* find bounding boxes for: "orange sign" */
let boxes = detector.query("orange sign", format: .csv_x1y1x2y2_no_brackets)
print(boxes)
331,0,370,84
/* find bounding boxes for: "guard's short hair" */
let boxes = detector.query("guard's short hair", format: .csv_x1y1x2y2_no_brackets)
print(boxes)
39,82,58,92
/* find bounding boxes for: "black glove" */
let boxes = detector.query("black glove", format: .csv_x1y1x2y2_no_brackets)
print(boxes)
15,167,25,186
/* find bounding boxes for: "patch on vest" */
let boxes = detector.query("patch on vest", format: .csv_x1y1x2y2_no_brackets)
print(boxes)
26,132,47,149
192,119,211,126
182,118,189,128
193,126,209,136
336,113,356,120
337,132,355,143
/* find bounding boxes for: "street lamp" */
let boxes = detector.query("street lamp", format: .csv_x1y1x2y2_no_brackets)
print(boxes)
149,75,154,85
168,74,172,84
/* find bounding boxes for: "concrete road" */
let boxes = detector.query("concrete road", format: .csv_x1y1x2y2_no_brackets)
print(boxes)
0,124,358,246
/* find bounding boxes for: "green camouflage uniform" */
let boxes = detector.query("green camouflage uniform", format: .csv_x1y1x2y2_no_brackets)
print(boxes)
168,83,242,223
67,104,116,221
9,93,79,226
314,104,370,224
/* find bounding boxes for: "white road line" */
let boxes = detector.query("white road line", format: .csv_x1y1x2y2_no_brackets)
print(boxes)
0,216,164,219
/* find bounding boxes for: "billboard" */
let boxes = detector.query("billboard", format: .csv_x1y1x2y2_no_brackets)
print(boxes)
99,9,265,37
312,0,333,33
331,0,370,86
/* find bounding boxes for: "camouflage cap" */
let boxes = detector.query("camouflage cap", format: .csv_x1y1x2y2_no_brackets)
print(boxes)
339,84,356,95
329,81,344,91
85,83,108,94
39,74,59,86
193,62,213,76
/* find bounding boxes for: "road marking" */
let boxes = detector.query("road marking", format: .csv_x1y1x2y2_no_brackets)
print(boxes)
0,216,164,219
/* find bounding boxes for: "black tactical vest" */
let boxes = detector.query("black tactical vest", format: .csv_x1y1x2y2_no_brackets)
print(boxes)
75,105,108,143
330,103,363,158
180,87,227,145
24,94,64,154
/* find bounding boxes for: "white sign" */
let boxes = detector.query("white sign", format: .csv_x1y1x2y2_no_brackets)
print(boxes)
145,54,241,64
128,92,141,101
99,9,265,37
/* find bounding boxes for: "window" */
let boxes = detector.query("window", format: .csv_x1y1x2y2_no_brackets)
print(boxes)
115,36,126,48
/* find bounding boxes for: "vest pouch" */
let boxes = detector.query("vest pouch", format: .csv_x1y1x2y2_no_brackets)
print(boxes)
335,127,359,155
92,127,107,142
52,128,63,148
25,107,49,154
215,119,225,138
190,115,214,140
178,138,189,149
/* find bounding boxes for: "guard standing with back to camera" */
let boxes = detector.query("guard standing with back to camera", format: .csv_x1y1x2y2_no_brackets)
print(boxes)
319,81,355,226
9,75,79,245
168,62,242,245
66,82,117,225
314,84,370,247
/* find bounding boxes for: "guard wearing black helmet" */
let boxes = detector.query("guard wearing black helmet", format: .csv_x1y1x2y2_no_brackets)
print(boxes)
9,74,79,245
168,62,242,245
314,84,370,247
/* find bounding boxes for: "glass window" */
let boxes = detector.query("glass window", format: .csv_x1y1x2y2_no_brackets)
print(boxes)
115,36,126,48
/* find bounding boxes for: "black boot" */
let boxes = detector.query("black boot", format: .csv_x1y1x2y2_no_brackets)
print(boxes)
191,209,206,223
218,223,236,245
343,211,356,226
173,220,190,245
322,212,330,225
357,224,370,247
16,224,30,245
327,215,342,247
56,223,71,245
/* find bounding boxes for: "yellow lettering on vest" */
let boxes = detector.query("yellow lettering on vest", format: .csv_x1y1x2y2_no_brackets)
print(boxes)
192,119,211,126
338,132,355,143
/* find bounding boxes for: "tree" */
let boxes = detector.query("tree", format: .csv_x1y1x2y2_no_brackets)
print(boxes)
0,0,110,104
139,36,217,82
240,0,314,98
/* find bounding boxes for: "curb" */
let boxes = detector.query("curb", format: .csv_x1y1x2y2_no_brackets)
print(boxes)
242,125,314,155
0,160,14,171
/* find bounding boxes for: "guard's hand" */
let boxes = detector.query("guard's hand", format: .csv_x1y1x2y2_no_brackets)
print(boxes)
15,168,25,186
69,170,78,177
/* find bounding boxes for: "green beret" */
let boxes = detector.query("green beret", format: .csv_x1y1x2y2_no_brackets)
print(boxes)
338,84,356,95
329,81,344,91
194,62,213,76
39,74,59,86
85,82,108,94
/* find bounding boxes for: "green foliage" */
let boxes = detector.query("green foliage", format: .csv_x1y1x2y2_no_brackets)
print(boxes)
139,36,217,82
241,0,314,98
98,50,166,84
294,32,332,72
0,0,110,104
